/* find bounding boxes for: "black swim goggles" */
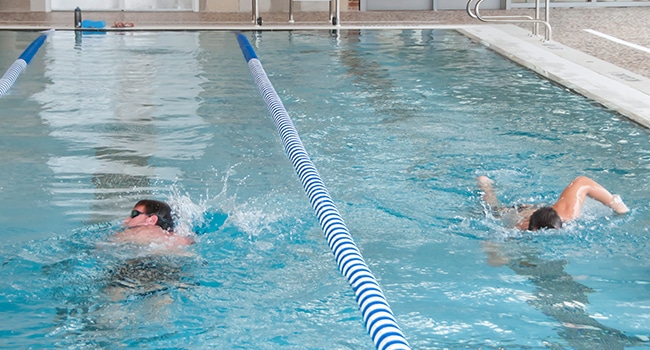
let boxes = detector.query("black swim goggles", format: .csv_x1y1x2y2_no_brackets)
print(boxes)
129,209,172,230
130,209,149,218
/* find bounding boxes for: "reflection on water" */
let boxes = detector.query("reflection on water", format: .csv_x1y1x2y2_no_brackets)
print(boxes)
33,31,211,224
1,30,648,349
7,32,216,346
336,30,438,124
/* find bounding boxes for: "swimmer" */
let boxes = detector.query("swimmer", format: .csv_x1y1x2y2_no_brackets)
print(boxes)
477,175,629,230
103,200,195,301
111,199,194,247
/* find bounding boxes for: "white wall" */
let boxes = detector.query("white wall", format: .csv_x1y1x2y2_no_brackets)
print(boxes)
361,0,433,10
50,0,197,11
360,0,502,10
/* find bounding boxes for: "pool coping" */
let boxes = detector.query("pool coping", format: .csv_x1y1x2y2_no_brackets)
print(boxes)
2,23,649,127
459,24,650,128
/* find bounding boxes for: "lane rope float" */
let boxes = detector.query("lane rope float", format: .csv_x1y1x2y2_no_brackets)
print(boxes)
0,29,54,97
235,32,410,350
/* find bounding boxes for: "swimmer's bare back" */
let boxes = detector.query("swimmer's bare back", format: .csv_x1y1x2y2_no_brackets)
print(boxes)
112,226,194,247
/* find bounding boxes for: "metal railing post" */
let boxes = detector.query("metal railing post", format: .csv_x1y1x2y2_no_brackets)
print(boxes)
467,0,552,41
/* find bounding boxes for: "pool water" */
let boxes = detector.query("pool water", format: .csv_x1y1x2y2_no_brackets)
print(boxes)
0,29,648,349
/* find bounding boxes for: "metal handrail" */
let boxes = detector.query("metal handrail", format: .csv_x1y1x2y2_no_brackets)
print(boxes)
289,0,340,25
467,0,552,41
252,0,340,26
466,0,533,20
252,0,261,25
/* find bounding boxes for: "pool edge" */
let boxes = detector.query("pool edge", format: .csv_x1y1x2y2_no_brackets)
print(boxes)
459,24,650,128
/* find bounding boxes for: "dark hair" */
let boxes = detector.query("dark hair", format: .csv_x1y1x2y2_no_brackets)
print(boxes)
528,207,562,230
135,199,174,231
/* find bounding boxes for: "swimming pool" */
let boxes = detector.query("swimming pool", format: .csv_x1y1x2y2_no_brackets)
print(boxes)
0,29,648,349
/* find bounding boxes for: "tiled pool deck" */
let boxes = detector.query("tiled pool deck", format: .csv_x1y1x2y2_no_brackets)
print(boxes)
1,7,649,125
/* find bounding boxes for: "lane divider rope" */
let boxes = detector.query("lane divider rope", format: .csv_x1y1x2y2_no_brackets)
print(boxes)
0,29,54,97
235,32,410,350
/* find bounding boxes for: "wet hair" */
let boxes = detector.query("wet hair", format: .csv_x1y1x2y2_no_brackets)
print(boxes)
135,199,175,231
528,207,562,231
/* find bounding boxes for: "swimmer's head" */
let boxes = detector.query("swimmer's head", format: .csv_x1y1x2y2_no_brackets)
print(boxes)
528,207,562,231
134,199,175,231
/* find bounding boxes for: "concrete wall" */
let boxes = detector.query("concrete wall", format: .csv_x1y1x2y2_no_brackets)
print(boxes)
31,0,51,11
202,0,239,11
202,0,335,12
0,0,31,12
361,0,502,10
4,0,350,12
0,0,51,12
363,0,432,10
437,0,501,9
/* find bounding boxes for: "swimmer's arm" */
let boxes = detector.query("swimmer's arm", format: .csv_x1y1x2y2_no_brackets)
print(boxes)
477,176,502,208
169,234,195,246
552,176,630,220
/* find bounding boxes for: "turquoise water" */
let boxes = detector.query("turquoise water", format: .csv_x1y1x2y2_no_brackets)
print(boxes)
0,29,648,349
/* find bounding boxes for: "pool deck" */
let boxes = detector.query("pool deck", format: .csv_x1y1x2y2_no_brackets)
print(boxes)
1,8,649,126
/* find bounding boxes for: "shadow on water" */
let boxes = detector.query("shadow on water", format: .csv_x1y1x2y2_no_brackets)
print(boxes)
46,254,199,346
484,240,647,349
0,213,229,348
101,255,198,302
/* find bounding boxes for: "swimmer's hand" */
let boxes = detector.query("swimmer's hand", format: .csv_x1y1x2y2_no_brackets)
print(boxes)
609,194,630,215
477,176,494,186
477,176,495,191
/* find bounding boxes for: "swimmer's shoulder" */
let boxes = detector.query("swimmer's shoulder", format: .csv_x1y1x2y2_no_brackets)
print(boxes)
112,226,195,246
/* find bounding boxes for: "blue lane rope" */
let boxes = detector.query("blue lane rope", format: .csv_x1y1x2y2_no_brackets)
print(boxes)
235,32,410,350
0,29,54,97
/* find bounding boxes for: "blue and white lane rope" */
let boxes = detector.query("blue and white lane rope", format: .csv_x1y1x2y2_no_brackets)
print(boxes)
235,32,410,350
0,29,54,97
